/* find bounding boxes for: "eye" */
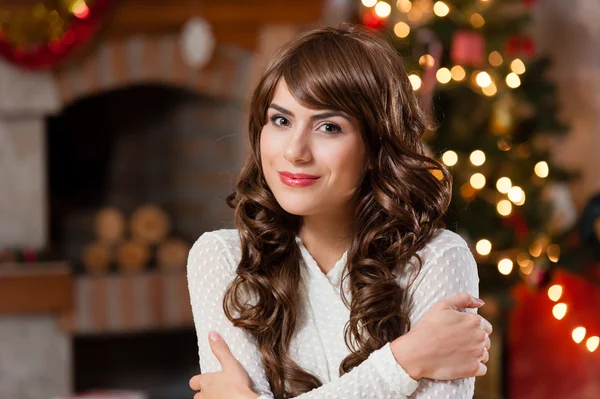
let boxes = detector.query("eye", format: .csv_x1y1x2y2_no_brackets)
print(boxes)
270,115,290,128
318,123,342,134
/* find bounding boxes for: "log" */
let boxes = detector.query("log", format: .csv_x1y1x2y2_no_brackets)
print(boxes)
116,240,150,273
82,241,112,275
95,207,126,244
157,237,191,270
130,204,171,245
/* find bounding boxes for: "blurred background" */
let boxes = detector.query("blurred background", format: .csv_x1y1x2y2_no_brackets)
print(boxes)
0,0,599,398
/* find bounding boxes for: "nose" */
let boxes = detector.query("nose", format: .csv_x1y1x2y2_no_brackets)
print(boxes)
284,127,312,164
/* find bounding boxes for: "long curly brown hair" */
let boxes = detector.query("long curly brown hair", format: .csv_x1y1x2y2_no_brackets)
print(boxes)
224,24,451,398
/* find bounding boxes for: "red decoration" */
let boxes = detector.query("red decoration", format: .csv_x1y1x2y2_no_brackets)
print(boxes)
362,9,387,30
451,30,485,67
509,269,600,398
505,35,535,58
503,212,529,241
0,0,115,71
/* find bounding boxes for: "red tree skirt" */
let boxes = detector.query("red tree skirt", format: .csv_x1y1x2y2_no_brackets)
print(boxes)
509,269,600,398
0,0,115,71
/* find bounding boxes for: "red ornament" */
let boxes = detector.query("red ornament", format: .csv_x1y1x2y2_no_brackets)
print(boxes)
451,30,485,68
505,35,536,58
362,9,387,30
503,212,530,241
0,0,115,70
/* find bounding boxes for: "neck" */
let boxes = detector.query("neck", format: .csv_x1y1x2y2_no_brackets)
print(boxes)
297,207,355,274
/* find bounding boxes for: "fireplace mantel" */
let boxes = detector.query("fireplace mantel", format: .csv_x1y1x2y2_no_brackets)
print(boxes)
0,262,73,315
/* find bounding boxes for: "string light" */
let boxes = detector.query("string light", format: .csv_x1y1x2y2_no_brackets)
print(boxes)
497,258,513,275
362,0,378,7
396,0,412,12
506,72,521,88
496,177,512,193
436,68,452,84
408,74,422,90
552,303,567,320
497,199,512,216
470,13,485,28
517,253,531,267
470,150,486,166
419,54,435,68
470,173,486,189
511,58,526,74
520,260,533,275
407,7,424,21
529,241,543,257
546,244,560,263
451,65,466,81
482,82,497,96
535,161,549,178
442,150,458,166
508,186,524,204
433,1,450,17
374,1,392,17
71,0,90,19
460,183,476,200
546,284,597,354
572,327,586,344
489,51,503,66
587,336,600,352
476,239,492,255
547,284,563,302
476,71,492,88
394,22,411,38
514,191,525,206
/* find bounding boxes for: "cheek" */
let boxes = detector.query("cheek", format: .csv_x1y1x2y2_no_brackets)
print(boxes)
259,128,282,176
317,139,366,187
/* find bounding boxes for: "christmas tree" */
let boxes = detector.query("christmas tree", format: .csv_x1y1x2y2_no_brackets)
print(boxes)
359,0,575,299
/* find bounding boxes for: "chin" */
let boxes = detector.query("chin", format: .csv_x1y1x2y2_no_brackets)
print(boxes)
271,191,319,216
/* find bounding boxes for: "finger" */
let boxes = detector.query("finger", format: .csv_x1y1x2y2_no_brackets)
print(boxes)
475,362,488,377
189,374,202,391
439,292,485,311
479,347,489,364
194,392,202,399
208,331,237,370
479,317,493,335
483,333,491,351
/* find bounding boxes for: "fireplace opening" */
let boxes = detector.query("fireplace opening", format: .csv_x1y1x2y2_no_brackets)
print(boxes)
44,83,245,398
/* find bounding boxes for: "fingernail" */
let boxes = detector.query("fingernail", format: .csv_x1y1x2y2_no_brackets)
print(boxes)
209,331,221,342
476,298,485,305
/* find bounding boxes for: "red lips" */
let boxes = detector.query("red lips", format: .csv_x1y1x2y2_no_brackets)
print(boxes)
278,171,320,187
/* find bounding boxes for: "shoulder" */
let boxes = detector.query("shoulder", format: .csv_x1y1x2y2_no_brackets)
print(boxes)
401,229,477,285
187,229,241,274
418,228,472,261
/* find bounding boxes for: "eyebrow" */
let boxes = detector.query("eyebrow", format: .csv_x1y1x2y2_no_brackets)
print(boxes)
268,103,351,123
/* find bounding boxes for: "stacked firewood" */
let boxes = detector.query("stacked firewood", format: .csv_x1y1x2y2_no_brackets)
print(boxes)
82,205,190,275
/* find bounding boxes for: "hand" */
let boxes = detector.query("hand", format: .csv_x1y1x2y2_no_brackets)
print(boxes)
391,292,493,381
189,331,261,399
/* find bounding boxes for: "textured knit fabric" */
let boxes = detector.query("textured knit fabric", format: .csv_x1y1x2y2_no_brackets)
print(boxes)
187,228,479,398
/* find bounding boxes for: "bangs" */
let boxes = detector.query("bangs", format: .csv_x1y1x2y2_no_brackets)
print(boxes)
277,33,377,116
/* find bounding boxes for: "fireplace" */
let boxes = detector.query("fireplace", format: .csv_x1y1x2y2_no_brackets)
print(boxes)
43,82,244,398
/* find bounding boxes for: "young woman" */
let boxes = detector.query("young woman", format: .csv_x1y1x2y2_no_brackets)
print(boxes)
187,25,492,399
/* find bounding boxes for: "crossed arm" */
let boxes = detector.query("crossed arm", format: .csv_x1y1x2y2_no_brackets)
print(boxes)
186,232,483,398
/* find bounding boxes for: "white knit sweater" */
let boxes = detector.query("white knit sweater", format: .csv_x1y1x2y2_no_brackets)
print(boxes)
187,228,479,398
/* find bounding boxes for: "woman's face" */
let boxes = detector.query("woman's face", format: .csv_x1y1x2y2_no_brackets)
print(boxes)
260,79,367,217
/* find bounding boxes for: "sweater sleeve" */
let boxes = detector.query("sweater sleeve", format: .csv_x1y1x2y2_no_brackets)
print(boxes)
187,233,478,399
405,243,480,398
187,232,419,399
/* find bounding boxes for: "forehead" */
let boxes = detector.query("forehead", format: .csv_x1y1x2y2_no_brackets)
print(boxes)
269,79,332,116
